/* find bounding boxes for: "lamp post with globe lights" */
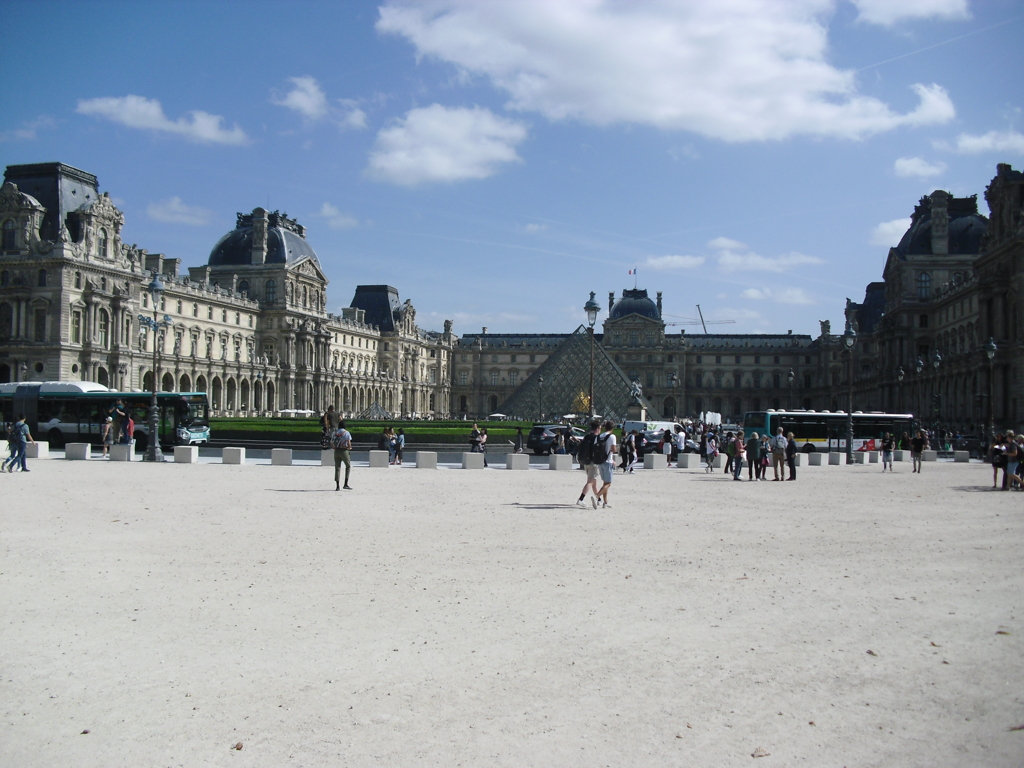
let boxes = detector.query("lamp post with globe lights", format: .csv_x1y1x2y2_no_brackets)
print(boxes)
787,368,795,411
931,349,942,443
896,366,904,414
137,273,173,462
584,292,601,418
537,376,544,421
842,323,857,464
985,337,997,456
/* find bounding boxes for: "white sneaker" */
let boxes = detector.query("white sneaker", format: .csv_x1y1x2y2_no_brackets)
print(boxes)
575,499,586,507
590,497,598,509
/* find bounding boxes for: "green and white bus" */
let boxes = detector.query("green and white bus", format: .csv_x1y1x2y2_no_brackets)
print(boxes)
743,409,913,452
0,381,210,452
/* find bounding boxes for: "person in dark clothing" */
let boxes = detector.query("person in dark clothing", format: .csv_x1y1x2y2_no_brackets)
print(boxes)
785,431,797,480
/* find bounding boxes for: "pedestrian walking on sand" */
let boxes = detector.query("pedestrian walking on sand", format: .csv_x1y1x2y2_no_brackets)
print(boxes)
2,421,19,472
7,414,34,472
332,420,353,491
576,419,602,508
101,417,114,458
785,431,797,480
770,427,788,481
596,420,618,508
480,428,489,467
881,433,895,471
911,429,927,473
704,431,717,473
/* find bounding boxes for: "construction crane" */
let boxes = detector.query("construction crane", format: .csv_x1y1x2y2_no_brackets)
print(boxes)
663,305,736,333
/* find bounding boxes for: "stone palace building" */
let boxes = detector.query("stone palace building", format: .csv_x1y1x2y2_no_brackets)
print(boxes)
0,162,454,418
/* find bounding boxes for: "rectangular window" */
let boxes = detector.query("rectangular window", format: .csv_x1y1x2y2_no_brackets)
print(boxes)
459,370,468,386
71,311,81,344
461,354,467,362
754,355,760,364
715,356,722,364
735,356,741,364
249,315,253,327
529,354,536,363
34,309,46,342
208,307,213,320
492,354,498,362
510,354,516,362
509,371,518,386
490,372,499,386
193,303,198,317
177,300,183,314
695,355,702,364
774,356,780,364
236,312,240,325
222,309,227,323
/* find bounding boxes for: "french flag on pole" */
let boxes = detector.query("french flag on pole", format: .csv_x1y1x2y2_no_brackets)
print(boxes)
628,268,636,275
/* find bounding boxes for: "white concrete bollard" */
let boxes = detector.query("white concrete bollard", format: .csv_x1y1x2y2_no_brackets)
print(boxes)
321,448,334,466
922,450,938,462
792,453,804,466
954,451,969,463
808,452,825,466
109,444,134,462
548,453,573,470
271,448,293,466
853,452,867,465
506,453,529,470
415,451,437,469
644,453,667,470
677,453,702,469
25,442,49,459
829,452,843,465
712,454,726,469
65,443,91,460
893,449,908,462
174,446,199,463
868,451,879,464
368,450,390,468
462,452,484,469
223,447,246,465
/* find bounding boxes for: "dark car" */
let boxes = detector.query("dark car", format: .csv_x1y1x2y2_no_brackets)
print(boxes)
527,424,586,455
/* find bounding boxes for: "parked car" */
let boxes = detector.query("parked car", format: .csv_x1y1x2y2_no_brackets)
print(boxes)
527,424,586,455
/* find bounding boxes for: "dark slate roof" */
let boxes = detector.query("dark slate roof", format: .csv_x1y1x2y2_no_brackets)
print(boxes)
349,285,401,332
894,195,987,257
609,288,660,321
457,333,569,349
3,162,100,241
208,211,320,268
855,282,886,334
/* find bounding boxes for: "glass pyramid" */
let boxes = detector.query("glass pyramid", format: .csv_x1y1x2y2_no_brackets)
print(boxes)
499,325,658,423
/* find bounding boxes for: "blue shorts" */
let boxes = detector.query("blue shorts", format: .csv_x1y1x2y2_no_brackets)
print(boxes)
599,463,613,484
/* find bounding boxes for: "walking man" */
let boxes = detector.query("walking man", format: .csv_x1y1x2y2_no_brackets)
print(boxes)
332,419,353,491
770,427,788,481
911,429,927,473
10,414,35,472
596,420,618,509
576,419,601,508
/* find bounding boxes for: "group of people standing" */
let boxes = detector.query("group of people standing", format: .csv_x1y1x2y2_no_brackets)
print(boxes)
701,427,798,481
990,432,1024,490
377,426,406,465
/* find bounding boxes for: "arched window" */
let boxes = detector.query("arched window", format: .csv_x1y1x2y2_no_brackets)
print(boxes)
238,280,249,296
98,309,110,349
265,280,276,304
2,220,15,251
75,271,82,289
302,286,308,307
98,228,108,258
916,272,931,300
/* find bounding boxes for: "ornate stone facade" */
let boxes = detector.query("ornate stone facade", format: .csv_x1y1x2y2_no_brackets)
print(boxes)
0,162,454,418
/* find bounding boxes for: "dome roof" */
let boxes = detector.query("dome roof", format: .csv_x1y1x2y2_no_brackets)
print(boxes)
893,193,988,258
610,288,660,321
208,210,321,268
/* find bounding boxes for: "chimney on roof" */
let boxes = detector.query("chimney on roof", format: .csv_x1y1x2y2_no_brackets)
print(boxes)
608,292,615,313
930,190,950,255
251,207,268,264
482,326,488,335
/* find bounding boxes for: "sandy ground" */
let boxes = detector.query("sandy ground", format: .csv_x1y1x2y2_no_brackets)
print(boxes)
1,455,1022,767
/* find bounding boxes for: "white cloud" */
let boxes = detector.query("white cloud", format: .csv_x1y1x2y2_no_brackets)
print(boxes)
377,1,955,142
76,95,248,145
271,76,329,120
0,115,56,142
147,197,213,226
366,104,528,186
851,0,969,26
870,217,912,246
894,156,946,177
523,223,548,233
949,129,1024,155
709,237,823,272
316,202,359,229
645,254,705,270
338,99,368,129
741,287,815,304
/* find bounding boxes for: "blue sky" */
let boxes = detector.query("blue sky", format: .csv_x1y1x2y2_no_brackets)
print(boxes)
3,0,1022,337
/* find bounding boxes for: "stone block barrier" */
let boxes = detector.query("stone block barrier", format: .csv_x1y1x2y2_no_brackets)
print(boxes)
893,450,908,462
271,448,293,466
644,453,667,470
415,451,437,469
368,450,390,468
505,453,529,470
321,449,334,466
829,452,843,466
853,452,867,465
548,454,573,470
462,452,484,469
25,442,49,459
712,454,725,469
922,450,938,462
868,451,879,464
222,447,246,465
174,446,199,464
109,445,134,462
65,443,91,460
677,453,702,469
808,452,826,466
954,451,969,463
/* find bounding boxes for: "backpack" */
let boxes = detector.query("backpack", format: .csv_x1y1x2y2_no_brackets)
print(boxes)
331,429,351,450
592,433,611,464
578,432,597,465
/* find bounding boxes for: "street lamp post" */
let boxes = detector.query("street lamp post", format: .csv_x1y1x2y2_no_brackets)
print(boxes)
538,375,544,421
842,324,857,464
931,349,942,444
915,356,924,431
985,337,997,458
584,292,601,418
896,365,904,414
137,273,173,462
787,368,795,411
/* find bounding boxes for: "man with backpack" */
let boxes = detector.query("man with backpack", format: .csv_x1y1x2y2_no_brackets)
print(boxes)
575,419,602,508
332,420,353,491
770,427,788,481
595,420,618,509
